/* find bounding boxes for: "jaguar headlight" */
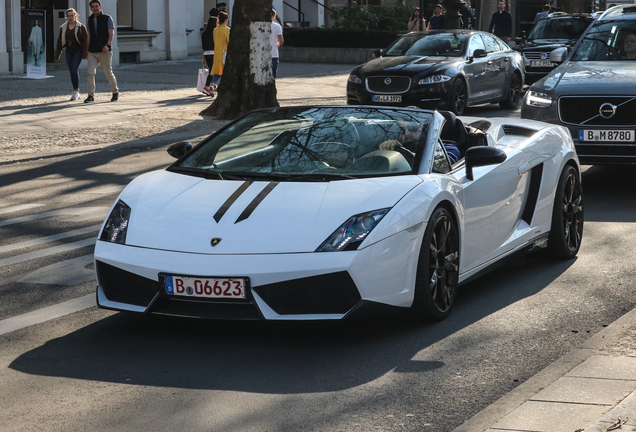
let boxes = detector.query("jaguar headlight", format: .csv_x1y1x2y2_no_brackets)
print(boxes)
525,90,553,108
316,209,390,252
418,75,451,85
99,200,131,244
348,74,363,84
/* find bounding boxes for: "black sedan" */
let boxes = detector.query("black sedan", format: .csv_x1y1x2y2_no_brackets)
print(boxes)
521,5,636,165
346,30,525,115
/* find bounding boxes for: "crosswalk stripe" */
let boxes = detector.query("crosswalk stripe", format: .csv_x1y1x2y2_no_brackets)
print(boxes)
0,238,96,268
0,204,45,216
0,207,109,227
0,294,96,336
0,225,101,254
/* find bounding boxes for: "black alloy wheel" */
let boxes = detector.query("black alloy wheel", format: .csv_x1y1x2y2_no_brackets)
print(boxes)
547,165,584,259
450,79,467,116
412,207,460,322
499,74,521,110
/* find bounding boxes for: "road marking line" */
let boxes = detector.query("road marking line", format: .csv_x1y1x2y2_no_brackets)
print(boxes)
0,207,109,227
19,255,95,286
0,294,96,336
0,238,96,268
0,204,45,215
0,225,101,254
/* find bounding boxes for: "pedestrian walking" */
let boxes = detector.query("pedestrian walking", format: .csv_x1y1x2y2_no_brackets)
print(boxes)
271,9,283,78
201,8,218,96
84,0,119,103
408,7,426,32
489,0,513,43
534,4,551,23
427,5,445,30
54,8,88,101
211,11,230,91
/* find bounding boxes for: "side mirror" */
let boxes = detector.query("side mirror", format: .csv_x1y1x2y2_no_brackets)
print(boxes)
167,141,192,159
373,49,385,58
550,47,568,63
465,146,507,181
472,48,488,58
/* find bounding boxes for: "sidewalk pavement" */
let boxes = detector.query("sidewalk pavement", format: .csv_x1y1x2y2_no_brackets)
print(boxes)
1,56,635,432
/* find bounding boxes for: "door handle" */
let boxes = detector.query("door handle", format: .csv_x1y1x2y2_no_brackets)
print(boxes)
487,60,493,64
504,57,509,61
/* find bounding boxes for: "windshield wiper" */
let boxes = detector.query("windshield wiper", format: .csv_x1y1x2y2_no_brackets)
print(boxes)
284,173,358,181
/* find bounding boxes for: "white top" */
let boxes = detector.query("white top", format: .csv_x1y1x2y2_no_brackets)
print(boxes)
271,21,283,58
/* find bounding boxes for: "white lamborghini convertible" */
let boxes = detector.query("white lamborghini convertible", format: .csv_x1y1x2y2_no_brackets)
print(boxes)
95,106,583,321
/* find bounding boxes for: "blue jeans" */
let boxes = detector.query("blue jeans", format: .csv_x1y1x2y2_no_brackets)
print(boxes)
272,57,279,79
65,44,83,91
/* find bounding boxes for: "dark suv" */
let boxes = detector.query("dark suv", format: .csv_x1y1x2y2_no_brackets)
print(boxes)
515,12,594,84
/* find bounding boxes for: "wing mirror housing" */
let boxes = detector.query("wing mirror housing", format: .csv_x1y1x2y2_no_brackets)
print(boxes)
550,47,568,63
472,49,488,58
373,49,385,58
167,141,193,159
465,146,507,181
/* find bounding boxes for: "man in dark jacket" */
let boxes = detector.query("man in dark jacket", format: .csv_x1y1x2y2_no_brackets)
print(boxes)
488,0,512,43
85,0,119,103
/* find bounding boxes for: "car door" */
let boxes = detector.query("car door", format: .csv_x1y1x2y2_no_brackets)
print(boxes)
480,34,509,100
452,146,530,274
463,34,492,103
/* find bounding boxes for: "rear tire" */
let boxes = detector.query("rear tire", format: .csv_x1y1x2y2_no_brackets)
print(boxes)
411,207,460,322
547,165,584,259
499,73,521,110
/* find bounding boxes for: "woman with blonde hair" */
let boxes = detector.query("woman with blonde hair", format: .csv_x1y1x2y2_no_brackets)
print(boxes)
54,8,89,101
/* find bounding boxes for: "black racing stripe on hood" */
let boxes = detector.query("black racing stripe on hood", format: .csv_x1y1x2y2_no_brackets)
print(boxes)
213,181,253,223
235,182,279,224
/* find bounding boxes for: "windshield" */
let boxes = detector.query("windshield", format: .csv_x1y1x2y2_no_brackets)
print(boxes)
172,107,433,181
384,33,467,57
571,19,636,61
528,17,592,41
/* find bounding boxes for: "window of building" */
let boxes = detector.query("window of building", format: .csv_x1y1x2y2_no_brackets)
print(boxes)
118,0,132,28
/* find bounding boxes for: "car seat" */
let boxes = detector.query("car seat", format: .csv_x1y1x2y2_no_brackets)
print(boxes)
439,111,469,157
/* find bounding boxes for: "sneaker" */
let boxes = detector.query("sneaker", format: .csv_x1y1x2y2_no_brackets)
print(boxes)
111,92,119,102
70,91,79,101
84,95,94,103
202,86,210,96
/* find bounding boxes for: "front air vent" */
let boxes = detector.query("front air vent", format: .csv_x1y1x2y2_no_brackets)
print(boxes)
503,125,537,137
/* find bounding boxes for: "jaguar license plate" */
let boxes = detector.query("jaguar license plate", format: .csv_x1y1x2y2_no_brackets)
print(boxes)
530,60,554,67
164,275,247,299
578,130,635,142
372,95,402,103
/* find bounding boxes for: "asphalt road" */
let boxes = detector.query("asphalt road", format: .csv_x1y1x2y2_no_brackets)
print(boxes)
2,107,636,432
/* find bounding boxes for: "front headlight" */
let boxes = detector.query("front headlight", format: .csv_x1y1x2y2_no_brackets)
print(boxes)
316,208,390,252
525,90,553,108
348,74,363,84
418,75,451,85
99,200,131,244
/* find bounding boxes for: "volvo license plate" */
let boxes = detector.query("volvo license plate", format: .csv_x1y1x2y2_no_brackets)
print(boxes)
372,95,402,103
578,130,635,142
164,275,247,299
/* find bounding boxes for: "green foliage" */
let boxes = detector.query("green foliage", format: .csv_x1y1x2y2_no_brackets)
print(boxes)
331,2,413,32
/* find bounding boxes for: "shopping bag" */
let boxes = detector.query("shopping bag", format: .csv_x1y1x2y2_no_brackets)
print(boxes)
197,68,209,92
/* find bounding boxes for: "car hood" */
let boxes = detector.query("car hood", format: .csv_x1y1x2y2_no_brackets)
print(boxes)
360,55,456,75
118,170,422,254
518,41,572,51
538,61,636,94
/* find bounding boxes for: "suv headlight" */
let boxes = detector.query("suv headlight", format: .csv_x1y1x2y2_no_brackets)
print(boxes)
316,209,390,252
348,74,363,84
99,200,131,244
525,90,553,108
418,75,451,85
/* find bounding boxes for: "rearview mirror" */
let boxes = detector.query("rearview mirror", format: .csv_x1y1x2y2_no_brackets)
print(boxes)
167,141,193,159
550,47,568,63
373,49,385,58
472,49,487,58
465,146,507,181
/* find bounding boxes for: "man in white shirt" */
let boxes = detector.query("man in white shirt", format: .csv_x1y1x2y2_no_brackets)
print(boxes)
271,9,284,78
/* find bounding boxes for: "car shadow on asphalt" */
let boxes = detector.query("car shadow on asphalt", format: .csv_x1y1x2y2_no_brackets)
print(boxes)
581,165,636,223
8,254,575,394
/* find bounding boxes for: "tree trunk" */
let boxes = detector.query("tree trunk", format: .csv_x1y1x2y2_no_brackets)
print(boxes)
200,0,279,119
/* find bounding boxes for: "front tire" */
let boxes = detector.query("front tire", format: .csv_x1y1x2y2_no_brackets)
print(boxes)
449,79,467,116
547,165,583,259
411,207,460,322
499,73,522,110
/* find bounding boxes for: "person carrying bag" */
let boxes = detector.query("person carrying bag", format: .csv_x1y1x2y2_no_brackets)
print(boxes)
210,12,230,93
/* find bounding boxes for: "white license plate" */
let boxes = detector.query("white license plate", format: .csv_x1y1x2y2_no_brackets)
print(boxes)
578,129,635,142
530,60,554,67
164,275,246,299
372,95,402,103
